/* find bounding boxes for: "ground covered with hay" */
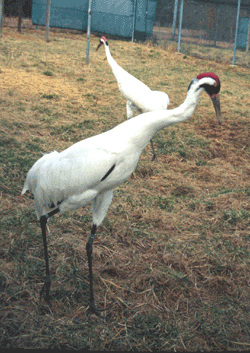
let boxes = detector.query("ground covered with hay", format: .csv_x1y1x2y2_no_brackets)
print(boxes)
0,26,250,350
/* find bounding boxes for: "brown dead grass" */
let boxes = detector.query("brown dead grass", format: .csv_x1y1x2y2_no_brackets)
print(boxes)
0,24,250,350
0,67,83,102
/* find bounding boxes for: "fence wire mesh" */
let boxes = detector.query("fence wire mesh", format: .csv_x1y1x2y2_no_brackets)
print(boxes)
153,0,250,68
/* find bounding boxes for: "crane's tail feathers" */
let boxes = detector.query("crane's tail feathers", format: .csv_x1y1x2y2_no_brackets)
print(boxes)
21,185,28,195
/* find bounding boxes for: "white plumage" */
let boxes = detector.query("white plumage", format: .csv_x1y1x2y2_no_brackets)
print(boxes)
96,36,170,160
22,72,222,315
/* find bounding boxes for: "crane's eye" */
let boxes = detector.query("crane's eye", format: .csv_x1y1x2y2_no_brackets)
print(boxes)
214,82,217,87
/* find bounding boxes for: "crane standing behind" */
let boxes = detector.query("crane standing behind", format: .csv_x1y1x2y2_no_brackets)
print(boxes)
96,36,170,161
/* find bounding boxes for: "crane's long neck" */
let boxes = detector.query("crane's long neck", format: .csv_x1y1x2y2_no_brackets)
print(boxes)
154,88,201,131
120,86,204,152
104,43,124,76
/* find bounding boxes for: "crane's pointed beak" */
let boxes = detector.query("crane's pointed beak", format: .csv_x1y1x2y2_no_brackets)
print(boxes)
96,41,102,51
211,93,222,125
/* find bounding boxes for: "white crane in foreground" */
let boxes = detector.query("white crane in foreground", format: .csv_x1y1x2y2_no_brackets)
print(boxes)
96,36,170,161
22,72,222,316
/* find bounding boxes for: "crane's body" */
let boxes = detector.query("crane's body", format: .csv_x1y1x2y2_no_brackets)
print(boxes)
96,36,170,160
22,73,222,316
22,93,202,221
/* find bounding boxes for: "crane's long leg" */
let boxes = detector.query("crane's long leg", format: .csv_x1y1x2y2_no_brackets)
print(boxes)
86,224,100,315
126,100,135,119
150,139,157,161
39,207,60,304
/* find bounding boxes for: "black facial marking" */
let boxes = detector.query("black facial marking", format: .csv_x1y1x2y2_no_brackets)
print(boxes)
200,83,220,96
187,78,195,91
101,164,115,181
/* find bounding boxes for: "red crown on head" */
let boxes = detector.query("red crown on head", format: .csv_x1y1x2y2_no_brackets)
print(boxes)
197,72,220,87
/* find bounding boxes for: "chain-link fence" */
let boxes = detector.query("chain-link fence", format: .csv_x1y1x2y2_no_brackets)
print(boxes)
153,0,250,68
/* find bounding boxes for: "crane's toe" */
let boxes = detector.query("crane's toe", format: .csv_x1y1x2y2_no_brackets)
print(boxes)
86,300,107,320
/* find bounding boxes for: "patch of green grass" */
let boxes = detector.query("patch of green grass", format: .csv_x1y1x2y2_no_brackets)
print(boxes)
196,158,207,166
172,185,194,197
18,102,26,112
212,187,248,197
84,93,96,99
32,105,52,115
42,94,59,99
155,130,210,160
188,202,196,210
222,208,250,226
155,135,187,157
148,51,161,58
66,104,81,115
76,77,85,82
223,90,233,95
43,70,53,76
157,196,174,212
127,314,178,349
51,120,96,139
186,136,208,148
25,141,43,153
0,136,42,194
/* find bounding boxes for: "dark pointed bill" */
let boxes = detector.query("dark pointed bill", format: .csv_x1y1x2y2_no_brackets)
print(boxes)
96,41,102,51
211,93,222,125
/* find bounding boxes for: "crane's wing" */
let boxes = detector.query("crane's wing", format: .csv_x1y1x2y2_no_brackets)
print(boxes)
22,146,120,218
55,147,118,193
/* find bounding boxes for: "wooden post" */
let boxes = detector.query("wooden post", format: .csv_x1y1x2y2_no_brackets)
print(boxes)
46,0,51,42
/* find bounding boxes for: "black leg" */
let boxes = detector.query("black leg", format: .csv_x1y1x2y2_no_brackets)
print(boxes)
150,139,158,161
39,208,60,304
40,215,51,303
86,224,102,316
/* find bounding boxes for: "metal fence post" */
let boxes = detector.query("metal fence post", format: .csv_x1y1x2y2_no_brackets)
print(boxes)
132,0,137,42
172,0,179,41
177,0,184,53
0,0,3,39
233,0,241,65
46,0,51,42
86,0,92,65
246,18,250,52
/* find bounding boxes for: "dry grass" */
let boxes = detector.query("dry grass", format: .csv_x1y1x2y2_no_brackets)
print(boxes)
0,24,250,350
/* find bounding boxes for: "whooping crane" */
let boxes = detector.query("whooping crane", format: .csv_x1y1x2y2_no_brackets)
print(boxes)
96,35,170,161
22,72,222,316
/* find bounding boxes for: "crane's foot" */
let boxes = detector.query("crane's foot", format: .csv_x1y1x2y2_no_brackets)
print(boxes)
86,300,114,320
40,276,52,305
86,300,106,320
151,153,158,161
